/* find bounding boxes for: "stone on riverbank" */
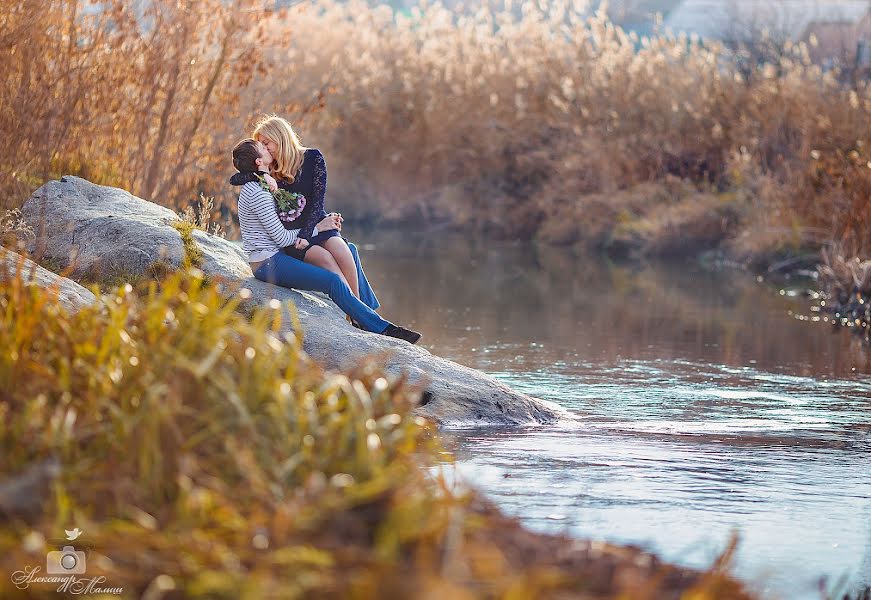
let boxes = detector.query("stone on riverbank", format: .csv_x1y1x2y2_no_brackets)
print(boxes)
1,247,96,313
21,176,564,427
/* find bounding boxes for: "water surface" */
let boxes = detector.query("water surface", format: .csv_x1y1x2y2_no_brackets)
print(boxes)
357,231,871,600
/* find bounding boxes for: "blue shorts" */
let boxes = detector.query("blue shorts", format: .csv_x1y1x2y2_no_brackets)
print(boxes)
282,229,343,261
308,229,342,246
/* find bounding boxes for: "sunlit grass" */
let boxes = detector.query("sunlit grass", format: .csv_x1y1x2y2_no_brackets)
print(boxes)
0,265,443,597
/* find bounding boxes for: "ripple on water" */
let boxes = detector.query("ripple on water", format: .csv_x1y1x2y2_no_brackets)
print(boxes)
447,359,871,600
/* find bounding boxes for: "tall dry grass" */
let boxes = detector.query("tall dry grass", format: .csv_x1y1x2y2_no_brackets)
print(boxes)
0,0,286,222
3,0,870,257
257,1,871,253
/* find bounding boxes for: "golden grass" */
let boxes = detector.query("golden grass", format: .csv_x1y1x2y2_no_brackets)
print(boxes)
0,265,754,599
258,1,871,256
0,265,437,598
0,209,34,252
3,0,868,256
0,0,285,226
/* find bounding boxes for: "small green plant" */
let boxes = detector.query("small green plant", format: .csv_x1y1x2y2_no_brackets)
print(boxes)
170,220,204,269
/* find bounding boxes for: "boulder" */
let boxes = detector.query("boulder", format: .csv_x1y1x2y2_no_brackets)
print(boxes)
1,247,97,313
22,176,565,427
0,458,61,523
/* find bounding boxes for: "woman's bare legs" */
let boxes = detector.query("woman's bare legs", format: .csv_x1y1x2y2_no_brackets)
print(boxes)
322,237,360,300
304,246,350,290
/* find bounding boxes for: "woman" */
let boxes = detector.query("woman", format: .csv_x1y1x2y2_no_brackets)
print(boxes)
230,115,362,300
231,137,421,344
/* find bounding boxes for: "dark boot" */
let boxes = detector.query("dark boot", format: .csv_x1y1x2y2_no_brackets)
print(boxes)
381,324,421,344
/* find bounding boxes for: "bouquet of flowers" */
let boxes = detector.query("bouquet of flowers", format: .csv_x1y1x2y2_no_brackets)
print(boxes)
256,174,306,225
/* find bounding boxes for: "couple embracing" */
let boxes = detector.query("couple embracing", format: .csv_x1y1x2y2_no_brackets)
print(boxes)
230,115,421,344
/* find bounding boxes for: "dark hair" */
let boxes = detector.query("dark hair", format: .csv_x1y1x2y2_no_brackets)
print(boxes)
232,138,260,172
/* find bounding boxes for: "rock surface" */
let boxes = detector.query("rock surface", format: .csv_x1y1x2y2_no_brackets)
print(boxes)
1,247,97,313
22,176,565,427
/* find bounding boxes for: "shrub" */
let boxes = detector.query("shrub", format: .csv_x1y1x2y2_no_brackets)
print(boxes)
0,266,440,597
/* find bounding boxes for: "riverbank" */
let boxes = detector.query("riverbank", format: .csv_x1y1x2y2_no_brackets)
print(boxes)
350,176,871,355
0,249,755,599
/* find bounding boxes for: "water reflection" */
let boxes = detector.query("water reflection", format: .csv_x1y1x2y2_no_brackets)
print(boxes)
357,231,871,600
360,232,871,377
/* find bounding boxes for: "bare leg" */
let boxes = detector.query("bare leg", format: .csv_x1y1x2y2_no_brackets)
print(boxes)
304,246,350,289
323,237,360,299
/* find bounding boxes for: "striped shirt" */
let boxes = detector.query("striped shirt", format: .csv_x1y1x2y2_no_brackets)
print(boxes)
237,180,300,263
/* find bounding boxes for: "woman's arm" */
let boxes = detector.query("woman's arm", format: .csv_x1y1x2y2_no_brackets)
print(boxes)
298,150,329,239
230,170,278,191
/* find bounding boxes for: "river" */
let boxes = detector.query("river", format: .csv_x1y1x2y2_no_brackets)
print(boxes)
357,231,871,600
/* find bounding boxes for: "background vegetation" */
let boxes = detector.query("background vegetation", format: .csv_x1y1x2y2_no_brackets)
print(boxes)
2,0,870,270
0,0,278,213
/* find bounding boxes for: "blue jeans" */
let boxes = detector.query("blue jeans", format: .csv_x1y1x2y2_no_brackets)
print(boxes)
280,239,380,313
253,249,389,334
346,242,380,311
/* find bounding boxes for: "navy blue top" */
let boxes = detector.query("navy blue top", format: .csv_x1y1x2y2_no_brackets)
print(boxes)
229,148,328,240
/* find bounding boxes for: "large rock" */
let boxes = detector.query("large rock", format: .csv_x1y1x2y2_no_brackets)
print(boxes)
1,247,97,313
23,176,565,427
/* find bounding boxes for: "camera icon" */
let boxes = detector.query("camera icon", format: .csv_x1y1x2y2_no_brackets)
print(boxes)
46,546,86,575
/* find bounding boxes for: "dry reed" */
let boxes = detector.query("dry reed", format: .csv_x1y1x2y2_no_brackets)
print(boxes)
258,1,871,256
2,0,869,257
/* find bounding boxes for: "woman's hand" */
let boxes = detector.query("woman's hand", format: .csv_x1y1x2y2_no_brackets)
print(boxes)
318,214,342,231
293,238,309,250
263,173,278,192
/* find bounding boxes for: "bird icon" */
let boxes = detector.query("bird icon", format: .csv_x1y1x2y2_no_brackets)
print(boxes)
65,528,82,541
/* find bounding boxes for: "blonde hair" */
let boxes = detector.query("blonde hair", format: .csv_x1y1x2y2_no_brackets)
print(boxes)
252,115,307,183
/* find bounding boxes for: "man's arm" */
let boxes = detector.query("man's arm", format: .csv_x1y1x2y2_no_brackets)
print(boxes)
230,171,277,191
247,185,300,247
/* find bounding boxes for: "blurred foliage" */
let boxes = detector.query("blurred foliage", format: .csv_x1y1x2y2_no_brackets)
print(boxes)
2,0,869,259
0,263,753,598
0,0,284,229
816,246,871,343
258,1,871,258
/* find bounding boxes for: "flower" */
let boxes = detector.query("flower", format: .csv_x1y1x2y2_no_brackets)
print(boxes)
255,174,307,225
